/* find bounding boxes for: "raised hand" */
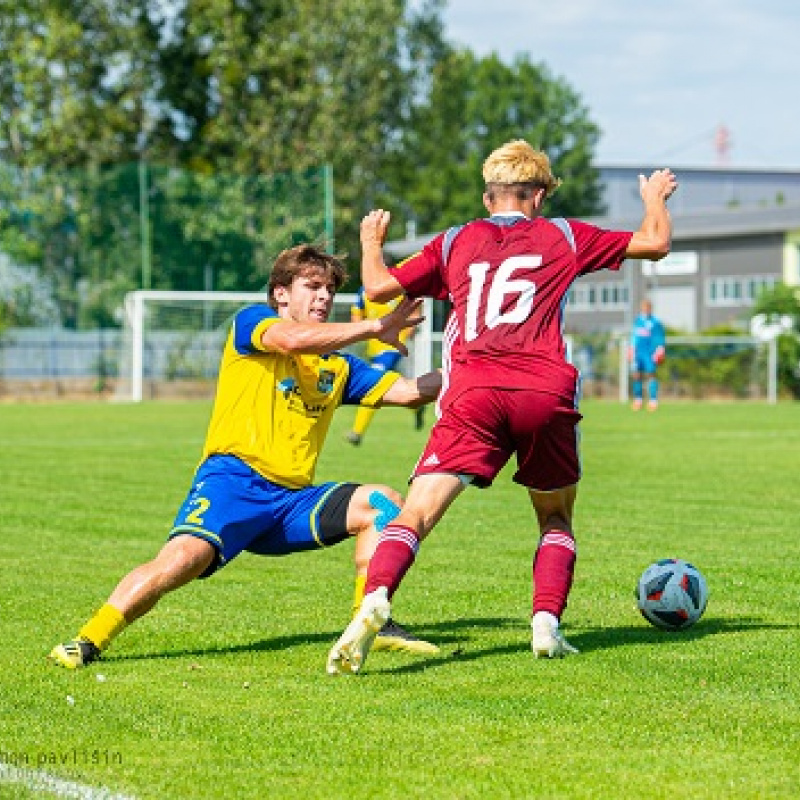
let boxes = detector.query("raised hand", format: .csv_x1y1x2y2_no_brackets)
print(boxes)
360,209,392,252
374,296,424,356
638,168,678,203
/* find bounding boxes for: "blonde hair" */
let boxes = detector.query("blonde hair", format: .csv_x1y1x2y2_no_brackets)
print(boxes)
482,139,561,197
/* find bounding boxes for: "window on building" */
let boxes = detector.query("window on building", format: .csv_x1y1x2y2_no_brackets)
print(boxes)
706,275,777,307
566,281,628,311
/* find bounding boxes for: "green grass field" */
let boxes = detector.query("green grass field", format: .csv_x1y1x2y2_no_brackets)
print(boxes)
1,400,799,799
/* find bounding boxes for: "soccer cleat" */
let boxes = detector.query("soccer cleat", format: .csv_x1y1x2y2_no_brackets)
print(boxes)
647,400,659,411
345,431,362,446
373,618,440,655
48,638,101,669
531,615,579,659
327,587,391,675
631,398,643,411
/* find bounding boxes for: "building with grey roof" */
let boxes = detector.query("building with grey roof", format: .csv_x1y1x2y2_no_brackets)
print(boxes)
385,166,800,334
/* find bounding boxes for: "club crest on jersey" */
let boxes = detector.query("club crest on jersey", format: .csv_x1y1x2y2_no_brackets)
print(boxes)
317,370,335,394
277,378,297,398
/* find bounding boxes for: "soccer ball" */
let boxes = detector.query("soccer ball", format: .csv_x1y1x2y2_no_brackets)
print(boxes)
636,558,709,631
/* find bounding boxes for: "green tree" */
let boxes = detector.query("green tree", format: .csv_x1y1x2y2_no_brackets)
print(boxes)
179,0,441,261
378,49,604,239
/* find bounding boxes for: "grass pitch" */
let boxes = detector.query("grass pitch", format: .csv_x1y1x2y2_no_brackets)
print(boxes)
1,400,799,798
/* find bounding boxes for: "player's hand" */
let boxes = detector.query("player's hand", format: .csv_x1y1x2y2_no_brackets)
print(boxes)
360,209,391,251
375,296,423,356
653,347,665,365
639,169,678,204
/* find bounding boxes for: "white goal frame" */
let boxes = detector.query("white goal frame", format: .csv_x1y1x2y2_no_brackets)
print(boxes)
616,334,778,404
120,290,434,402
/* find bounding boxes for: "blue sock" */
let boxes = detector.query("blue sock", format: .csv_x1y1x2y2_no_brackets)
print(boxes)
648,378,658,402
632,379,643,400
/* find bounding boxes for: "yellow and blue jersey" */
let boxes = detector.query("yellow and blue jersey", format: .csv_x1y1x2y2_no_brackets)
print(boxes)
200,304,399,489
352,286,412,360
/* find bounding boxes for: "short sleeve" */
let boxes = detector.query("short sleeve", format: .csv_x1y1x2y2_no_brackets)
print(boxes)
232,304,280,354
391,235,449,300
568,220,633,276
341,352,400,406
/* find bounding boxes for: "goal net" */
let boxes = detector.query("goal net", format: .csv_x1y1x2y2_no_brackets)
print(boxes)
115,290,434,402
564,333,778,403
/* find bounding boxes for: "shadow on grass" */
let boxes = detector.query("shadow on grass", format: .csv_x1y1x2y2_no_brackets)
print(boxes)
108,615,516,664
106,614,795,669
566,615,795,653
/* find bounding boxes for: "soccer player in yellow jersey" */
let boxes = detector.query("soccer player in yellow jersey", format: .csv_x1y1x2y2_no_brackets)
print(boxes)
345,286,425,445
49,244,441,669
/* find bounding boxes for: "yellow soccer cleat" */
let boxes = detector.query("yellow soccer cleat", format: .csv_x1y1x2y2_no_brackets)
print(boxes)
48,638,101,669
373,619,439,655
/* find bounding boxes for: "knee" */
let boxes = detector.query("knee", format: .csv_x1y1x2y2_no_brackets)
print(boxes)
351,484,403,532
153,536,215,582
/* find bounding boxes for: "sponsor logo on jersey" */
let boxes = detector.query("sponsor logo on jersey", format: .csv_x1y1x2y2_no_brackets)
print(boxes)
277,378,297,398
317,370,335,394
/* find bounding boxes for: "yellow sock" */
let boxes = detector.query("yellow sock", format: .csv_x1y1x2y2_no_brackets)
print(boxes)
352,575,367,618
78,604,128,651
352,407,376,436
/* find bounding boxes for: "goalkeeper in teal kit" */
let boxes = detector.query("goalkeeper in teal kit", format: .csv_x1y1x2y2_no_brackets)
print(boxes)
629,299,665,410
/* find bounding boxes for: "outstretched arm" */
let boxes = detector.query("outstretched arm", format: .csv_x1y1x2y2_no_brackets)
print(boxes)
361,209,405,303
378,369,442,408
626,169,678,261
262,297,424,356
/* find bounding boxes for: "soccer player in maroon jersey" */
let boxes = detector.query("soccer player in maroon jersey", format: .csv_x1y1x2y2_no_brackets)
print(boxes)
327,140,678,674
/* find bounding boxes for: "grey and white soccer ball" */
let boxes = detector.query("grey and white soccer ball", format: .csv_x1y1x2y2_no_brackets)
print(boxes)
636,559,709,631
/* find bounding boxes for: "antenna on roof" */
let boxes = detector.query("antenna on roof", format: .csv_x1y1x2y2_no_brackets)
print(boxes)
715,124,731,166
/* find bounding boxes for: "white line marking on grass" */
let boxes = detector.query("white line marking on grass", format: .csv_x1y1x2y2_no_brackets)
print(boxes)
0,763,135,800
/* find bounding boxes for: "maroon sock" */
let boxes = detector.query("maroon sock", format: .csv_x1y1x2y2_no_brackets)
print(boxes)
365,524,420,599
532,530,577,618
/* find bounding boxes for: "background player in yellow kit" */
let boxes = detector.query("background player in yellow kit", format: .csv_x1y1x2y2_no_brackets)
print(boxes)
49,244,441,669
345,285,425,445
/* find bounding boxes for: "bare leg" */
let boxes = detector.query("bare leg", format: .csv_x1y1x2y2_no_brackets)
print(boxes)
109,535,216,623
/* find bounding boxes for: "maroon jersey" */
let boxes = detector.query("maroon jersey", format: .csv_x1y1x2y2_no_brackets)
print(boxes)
393,214,632,403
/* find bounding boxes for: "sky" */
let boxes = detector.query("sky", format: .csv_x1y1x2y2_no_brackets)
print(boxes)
438,0,800,169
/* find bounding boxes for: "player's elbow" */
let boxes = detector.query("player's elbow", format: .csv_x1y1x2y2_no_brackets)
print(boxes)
380,377,417,407
648,239,672,261
633,239,671,262
364,279,402,304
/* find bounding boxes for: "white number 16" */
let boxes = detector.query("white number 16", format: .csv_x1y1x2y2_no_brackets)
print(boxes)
464,255,541,342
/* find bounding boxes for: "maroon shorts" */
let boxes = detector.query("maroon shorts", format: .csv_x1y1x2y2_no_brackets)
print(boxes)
413,386,582,491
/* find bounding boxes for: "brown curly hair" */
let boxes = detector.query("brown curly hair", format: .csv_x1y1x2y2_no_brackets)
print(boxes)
267,245,348,310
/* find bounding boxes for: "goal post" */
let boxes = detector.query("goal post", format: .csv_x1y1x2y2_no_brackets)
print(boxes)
616,334,778,404
117,290,435,402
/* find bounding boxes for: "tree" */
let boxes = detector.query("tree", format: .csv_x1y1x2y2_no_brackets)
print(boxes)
179,0,435,262
1,0,447,305
377,49,604,239
0,1,604,319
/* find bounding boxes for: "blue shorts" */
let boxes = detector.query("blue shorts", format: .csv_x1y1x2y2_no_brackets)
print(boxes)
631,353,657,374
169,455,354,577
371,350,402,372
